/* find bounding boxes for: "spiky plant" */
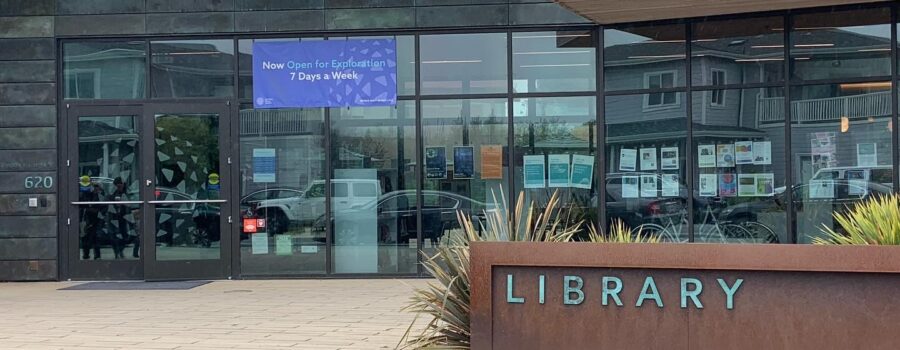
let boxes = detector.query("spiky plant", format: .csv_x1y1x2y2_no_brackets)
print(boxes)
814,193,900,245
585,219,661,243
397,190,581,349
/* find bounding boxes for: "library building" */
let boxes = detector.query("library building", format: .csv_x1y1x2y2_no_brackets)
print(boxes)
0,0,895,281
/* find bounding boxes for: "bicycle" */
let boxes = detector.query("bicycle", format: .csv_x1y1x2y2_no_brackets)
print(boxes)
637,205,777,243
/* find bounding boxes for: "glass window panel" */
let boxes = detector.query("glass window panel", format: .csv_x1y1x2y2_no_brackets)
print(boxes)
604,24,685,91
605,92,688,242
238,106,327,275
514,97,597,239
76,116,141,260
330,101,417,274
691,16,785,86
692,88,786,244
791,82,893,243
792,7,891,81
512,31,596,93
153,113,221,261
238,36,414,99
420,33,508,95
64,41,147,99
422,99,508,254
151,39,235,98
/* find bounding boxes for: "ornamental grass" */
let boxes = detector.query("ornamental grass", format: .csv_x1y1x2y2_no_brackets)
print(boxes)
815,193,900,245
397,190,657,349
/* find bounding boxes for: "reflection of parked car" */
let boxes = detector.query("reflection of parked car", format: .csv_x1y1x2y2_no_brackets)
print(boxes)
239,188,304,234
720,180,892,223
155,187,221,247
313,190,494,244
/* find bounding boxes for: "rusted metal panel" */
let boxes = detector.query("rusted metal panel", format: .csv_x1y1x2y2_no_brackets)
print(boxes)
471,242,900,349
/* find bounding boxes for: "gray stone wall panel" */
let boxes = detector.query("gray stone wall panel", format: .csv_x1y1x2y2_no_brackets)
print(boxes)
326,7,414,30
416,5,508,27
0,39,55,61
0,216,57,239
0,150,57,171
0,260,56,281
0,194,57,215
0,238,57,260
0,16,53,38
146,12,234,33
57,0,145,15
0,105,56,127
0,61,55,83
0,83,55,105
55,14,146,36
236,10,325,32
0,127,56,149
0,171,57,194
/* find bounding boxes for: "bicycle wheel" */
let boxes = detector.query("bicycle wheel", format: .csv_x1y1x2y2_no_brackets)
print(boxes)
720,224,755,244
638,223,686,243
740,221,779,243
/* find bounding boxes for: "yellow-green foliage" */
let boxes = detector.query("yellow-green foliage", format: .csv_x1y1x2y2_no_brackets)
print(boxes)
815,194,900,245
398,190,580,349
586,219,661,243
398,191,656,349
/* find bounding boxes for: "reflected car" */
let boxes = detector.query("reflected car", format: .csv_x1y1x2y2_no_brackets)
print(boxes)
154,187,221,248
313,190,495,244
239,188,305,235
720,180,892,223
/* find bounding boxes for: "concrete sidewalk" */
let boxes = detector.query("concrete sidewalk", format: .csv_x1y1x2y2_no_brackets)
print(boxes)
0,279,430,349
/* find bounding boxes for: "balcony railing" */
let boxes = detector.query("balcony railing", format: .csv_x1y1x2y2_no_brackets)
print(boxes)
240,109,318,136
756,91,891,124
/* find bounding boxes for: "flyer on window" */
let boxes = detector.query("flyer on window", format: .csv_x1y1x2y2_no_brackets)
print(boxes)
719,172,737,197
753,141,771,165
661,174,679,197
523,155,546,189
252,233,269,255
847,169,869,196
856,143,878,167
570,154,594,189
698,145,716,168
619,148,637,172
756,173,775,197
809,179,835,199
717,144,735,168
622,175,639,198
481,145,503,180
699,174,718,197
548,154,571,188
735,141,754,165
425,147,447,179
453,146,475,179
737,174,757,197
640,174,658,198
639,148,657,171
660,147,679,170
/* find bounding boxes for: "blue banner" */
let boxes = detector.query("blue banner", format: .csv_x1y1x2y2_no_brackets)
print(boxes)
253,39,398,108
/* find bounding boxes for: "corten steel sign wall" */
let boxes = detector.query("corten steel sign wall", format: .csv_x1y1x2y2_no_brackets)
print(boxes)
471,242,900,349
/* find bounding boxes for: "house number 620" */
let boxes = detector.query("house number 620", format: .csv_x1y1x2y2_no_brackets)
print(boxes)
24,176,53,189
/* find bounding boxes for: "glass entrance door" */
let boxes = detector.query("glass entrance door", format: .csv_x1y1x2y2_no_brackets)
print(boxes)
65,103,232,281
142,103,232,280
66,106,144,280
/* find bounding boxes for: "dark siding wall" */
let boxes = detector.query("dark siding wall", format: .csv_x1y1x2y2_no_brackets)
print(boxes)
0,0,586,281
0,1,58,281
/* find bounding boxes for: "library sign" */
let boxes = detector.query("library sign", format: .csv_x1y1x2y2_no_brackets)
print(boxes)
470,242,900,349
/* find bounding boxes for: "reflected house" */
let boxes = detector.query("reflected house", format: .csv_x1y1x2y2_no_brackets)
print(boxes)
77,119,139,187
603,26,893,184
64,42,146,99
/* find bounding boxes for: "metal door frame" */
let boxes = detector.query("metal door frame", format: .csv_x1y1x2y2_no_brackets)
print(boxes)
141,102,233,281
62,104,145,280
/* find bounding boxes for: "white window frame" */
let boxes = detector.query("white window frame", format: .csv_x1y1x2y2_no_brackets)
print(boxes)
710,68,727,107
642,70,680,111
64,68,102,99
